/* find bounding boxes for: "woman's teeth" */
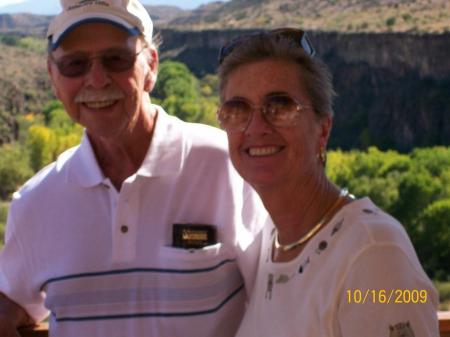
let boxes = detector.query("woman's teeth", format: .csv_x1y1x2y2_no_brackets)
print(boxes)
248,146,282,157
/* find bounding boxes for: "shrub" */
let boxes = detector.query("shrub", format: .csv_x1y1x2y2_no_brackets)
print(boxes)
0,145,33,200
416,199,450,280
386,16,396,26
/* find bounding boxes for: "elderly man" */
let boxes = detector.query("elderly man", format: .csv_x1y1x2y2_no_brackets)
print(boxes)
0,1,264,336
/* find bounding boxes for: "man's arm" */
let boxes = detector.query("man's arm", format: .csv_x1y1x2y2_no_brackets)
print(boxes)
0,293,34,337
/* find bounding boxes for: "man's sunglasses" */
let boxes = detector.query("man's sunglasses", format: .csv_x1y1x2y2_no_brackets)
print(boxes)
50,47,146,78
218,28,315,65
217,94,306,132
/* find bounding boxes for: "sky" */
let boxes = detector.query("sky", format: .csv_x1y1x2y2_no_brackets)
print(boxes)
0,0,223,14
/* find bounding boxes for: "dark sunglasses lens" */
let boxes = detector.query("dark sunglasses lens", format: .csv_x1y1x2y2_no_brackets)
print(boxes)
57,54,90,77
219,100,252,130
102,49,136,72
55,49,137,77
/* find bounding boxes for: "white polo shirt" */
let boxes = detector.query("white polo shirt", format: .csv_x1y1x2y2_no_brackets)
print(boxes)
0,106,265,337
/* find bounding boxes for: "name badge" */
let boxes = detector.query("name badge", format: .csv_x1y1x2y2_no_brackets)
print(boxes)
172,224,217,249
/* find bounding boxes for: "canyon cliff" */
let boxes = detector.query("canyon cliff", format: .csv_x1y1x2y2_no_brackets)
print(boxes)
159,29,450,151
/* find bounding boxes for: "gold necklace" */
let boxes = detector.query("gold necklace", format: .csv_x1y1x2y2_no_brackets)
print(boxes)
274,189,349,252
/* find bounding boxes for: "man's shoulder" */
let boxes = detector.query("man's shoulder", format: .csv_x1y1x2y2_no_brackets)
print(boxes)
12,145,79,203
181,120,228,150
156,107,228,156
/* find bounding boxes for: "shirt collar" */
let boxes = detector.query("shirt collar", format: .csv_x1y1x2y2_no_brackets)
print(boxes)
67,131,106,188
67,105,184,187
137,105,184,177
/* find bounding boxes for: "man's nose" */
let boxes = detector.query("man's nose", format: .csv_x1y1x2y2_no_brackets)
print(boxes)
85,58,111,88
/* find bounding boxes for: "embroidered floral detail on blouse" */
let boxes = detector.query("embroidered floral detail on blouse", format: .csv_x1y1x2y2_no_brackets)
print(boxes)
298,256,310,274
389,321,416,337
315,240,328,254
363,208,377,214
331,218,344,236
276,274,291,284
265,273,274,300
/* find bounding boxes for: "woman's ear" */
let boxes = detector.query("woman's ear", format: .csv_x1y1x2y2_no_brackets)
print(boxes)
319,114,333,150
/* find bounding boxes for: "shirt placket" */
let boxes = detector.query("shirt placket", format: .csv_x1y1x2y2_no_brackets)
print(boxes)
105,177,139,264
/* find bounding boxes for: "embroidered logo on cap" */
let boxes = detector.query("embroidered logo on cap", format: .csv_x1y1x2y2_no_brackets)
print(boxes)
64,0,116,11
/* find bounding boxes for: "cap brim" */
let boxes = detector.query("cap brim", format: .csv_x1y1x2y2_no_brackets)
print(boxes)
49,15,140,51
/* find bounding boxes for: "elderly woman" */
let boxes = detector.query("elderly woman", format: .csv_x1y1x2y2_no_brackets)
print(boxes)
217,29,439,337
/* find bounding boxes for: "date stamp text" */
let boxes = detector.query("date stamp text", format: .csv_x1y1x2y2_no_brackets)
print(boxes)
346,289,428,304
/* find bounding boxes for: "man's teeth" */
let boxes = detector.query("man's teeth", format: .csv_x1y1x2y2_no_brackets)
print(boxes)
248,146,281,157
84,100,116,109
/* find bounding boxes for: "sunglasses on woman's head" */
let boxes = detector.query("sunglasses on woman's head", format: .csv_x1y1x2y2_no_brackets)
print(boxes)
218,28,316,65
50,47,146,78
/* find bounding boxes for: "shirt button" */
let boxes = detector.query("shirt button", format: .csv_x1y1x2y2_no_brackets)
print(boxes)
121,225,129,233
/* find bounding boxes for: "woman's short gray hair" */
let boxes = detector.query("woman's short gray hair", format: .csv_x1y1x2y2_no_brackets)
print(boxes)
218,32,336,118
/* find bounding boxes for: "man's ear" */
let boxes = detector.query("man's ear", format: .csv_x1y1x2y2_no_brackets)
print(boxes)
144,47,158,93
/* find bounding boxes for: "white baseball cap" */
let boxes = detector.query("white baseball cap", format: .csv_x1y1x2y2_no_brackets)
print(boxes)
47,0,153,50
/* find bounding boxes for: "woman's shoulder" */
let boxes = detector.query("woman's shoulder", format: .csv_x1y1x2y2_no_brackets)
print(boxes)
340,197,410,246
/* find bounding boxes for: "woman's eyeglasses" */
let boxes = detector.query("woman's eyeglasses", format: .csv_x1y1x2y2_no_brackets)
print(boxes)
217,94,306,132
218,28,315,65
50,47,146,78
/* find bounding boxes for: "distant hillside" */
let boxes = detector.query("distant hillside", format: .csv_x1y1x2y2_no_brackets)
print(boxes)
167,0,450,33
145,5,188,25
1,0,449,34
0,5,187,36
0,40,52,144
0,13,51,36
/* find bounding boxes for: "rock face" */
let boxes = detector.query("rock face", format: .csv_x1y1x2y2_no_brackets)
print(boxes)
159,29,450,151
0,19,448,151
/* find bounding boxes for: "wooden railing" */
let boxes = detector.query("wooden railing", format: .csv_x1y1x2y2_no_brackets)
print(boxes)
16,311,450,337
441,311,450,337
18,323,48,337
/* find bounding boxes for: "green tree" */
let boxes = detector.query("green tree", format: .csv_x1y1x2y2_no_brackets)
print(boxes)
0,202,8,247
152,61,219,126
0,144,32,200
154,61,199,100
27,125,57,172
416,199,450,280
43,100,65,124
411,147,450,178
17,36,47,54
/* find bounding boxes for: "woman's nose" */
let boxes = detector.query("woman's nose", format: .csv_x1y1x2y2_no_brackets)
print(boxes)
244,108,274,135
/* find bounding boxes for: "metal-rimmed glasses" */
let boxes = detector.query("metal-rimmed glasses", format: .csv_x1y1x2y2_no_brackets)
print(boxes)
217,94,307,132
218,28,315,65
